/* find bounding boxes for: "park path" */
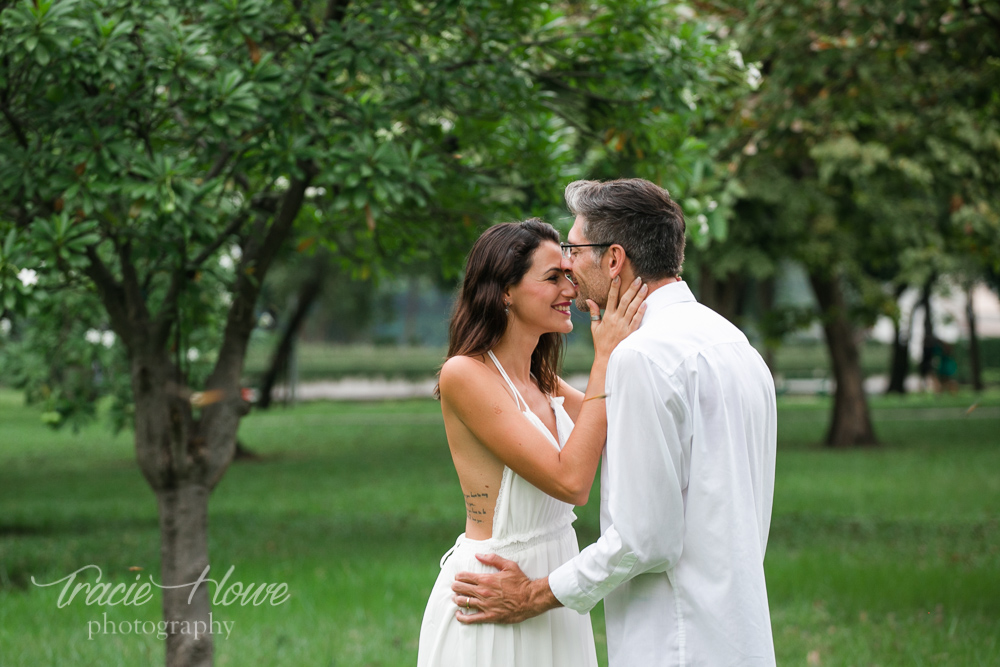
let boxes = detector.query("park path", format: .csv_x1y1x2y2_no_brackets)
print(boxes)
272,374,936,402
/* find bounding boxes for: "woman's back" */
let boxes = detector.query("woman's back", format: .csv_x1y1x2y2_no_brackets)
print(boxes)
441,353,569,541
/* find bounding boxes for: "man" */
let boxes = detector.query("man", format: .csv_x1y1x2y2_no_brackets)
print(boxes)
451,178,778,666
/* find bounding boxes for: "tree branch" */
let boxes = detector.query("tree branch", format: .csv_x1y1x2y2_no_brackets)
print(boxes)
206,145,233,181
533,70,610,79
151,205,259,349
190,211,250,270
244,161,317,285
129,105,155,159
208,161,316,383
118,239,153,332
325,0,350,24
521,32,602,48
690,0,746,20
291,0,319,39
535,71,640,106
196,161,316,481
971,1,1000,43
82,246,133,351
538,100,602,141
1,104,29,149
442,58,496,73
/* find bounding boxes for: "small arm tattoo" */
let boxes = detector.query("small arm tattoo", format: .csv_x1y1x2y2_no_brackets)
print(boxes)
465,491,490,524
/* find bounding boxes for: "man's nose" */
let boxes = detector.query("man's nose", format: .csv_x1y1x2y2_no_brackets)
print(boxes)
560,255,573,272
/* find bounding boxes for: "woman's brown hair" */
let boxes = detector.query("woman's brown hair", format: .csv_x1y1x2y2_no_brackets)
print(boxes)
436,218,564,399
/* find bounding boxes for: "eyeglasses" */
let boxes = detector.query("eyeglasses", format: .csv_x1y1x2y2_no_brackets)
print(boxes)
560,243,611,258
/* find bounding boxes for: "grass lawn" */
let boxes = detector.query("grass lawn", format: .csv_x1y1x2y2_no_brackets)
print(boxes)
1,388,998,665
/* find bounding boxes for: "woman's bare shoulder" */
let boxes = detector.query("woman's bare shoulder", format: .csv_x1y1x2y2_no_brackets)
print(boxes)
440,354,485,380
439,355,490,400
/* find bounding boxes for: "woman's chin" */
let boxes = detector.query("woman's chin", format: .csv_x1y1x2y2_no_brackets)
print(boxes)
542,322,573,335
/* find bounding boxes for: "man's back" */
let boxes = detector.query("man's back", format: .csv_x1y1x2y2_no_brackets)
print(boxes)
599,282,777,666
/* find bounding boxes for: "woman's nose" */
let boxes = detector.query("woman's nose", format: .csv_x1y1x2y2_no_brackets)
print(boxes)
562,273,578,295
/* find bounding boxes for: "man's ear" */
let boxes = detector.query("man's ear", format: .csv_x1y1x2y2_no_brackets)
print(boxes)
606,245,628,279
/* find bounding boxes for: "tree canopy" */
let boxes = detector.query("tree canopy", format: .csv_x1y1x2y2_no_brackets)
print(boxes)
0,0,742,424
699,0,1000,444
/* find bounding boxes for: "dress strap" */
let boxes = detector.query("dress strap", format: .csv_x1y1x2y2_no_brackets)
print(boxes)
487,350,525,412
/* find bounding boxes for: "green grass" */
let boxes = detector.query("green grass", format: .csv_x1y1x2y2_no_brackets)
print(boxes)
2,389,999,665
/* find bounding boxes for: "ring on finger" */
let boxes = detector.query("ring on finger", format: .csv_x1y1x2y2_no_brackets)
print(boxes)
590,314,601,321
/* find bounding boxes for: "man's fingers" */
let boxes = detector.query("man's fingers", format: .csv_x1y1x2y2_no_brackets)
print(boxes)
475,553,514,570
451,580,480,598
455,609,493,624
453,571,483,586
451,593,480,609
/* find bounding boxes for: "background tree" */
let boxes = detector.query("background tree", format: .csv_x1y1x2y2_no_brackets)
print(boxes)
0,1,741,664
717,0,1000,446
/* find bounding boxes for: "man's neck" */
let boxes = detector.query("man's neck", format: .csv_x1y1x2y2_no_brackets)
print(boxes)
618,269,681,297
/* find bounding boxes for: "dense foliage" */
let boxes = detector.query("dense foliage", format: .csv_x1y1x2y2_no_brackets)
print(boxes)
0,0,742,426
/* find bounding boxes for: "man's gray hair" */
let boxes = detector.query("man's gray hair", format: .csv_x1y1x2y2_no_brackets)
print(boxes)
565,178,686,280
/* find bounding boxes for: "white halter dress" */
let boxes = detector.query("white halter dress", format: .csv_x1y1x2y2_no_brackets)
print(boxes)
417,352,598,667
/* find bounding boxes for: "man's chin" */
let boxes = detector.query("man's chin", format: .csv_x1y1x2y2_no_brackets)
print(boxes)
575,296,605,313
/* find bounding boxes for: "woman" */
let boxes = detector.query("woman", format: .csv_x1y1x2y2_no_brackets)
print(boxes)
417,219,647,666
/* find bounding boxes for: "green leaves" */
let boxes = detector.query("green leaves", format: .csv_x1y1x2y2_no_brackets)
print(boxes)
33,213,102,269
0,0,81,67
0,226,43,315
724,0,1000,299
1,0,737,430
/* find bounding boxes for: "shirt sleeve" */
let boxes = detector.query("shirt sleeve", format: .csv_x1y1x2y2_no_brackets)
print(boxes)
549,346,690,613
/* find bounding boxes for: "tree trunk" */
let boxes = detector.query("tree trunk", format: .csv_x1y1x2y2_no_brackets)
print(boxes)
808,270,878,447
158,484,213,667
756,277,777,375
918,276,936,380
698,265,744,322
129,351,226,667
257,264,325,409
966,283,984,391
887,284,910,394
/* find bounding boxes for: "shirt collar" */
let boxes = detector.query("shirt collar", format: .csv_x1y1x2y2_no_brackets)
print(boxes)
641,279,696,314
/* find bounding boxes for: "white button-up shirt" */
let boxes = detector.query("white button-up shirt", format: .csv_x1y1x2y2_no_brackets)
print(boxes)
549,281,777,666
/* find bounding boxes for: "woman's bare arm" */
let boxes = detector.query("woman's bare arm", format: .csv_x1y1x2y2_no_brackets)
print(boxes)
556,377,584,423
